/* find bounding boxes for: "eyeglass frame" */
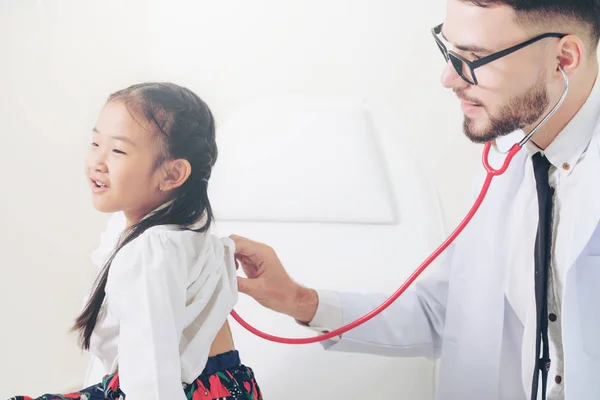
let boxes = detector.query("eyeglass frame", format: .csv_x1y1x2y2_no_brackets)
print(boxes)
431,23,567,85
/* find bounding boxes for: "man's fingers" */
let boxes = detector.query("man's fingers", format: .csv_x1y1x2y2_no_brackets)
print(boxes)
230,234,259,258
230,234,274,265
235,254,261,278
237,275,260,297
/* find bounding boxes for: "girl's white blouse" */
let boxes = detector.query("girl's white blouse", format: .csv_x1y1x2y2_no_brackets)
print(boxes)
88,212,238,400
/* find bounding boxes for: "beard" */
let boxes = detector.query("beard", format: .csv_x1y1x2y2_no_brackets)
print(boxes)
460,73,550,144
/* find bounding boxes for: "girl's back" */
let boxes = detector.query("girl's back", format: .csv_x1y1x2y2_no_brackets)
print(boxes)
90,212,239,390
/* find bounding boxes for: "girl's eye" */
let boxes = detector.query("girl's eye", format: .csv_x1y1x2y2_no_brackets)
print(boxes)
91,142,99,147
113,149,126,155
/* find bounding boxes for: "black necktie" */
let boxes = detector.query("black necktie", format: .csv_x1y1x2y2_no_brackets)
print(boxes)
530,152,554,400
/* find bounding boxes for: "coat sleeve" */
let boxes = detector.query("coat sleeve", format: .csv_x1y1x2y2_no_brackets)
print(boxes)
304,167,490,359
303,245,455,361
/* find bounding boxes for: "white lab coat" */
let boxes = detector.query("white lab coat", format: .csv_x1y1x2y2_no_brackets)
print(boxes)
320,125,600,399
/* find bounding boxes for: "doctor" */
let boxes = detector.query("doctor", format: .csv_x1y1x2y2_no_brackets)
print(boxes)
231,1,600,399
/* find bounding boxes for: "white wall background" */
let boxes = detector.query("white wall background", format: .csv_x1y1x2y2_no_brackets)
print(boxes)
0,1,481,399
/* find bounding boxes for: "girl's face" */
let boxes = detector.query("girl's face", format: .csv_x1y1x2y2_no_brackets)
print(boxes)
85,101,169,225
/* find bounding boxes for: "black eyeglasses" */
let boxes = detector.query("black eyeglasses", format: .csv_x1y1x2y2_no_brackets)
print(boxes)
432,23,567,85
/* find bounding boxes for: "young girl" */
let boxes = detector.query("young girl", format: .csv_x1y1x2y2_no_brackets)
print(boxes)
10,83,263,400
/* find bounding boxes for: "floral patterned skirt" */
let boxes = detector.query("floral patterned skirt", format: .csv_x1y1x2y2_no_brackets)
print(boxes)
8,350,262,400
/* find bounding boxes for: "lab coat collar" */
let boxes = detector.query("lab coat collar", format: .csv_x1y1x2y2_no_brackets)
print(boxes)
567,121,600,267
437,144,528,400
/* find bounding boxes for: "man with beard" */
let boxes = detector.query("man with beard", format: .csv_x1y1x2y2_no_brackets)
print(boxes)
229,1,600,399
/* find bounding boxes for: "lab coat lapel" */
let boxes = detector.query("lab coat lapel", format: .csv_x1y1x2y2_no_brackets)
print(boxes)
566,122,600,267
437,142,528,400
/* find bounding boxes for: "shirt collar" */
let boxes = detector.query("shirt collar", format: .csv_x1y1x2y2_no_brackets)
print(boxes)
527,72,600,175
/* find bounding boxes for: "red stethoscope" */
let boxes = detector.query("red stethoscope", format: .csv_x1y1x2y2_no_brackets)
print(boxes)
231,67,569,345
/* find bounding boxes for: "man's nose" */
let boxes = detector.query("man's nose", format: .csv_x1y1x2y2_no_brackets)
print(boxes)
440,60,470,90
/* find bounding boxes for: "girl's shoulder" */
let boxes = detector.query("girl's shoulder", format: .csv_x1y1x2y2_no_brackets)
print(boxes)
115,224,209,263
112,223,233,276
96,212,235,280
95,213,210,262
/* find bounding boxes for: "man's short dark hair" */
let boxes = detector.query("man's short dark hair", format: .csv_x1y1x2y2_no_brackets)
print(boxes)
467,0,600,49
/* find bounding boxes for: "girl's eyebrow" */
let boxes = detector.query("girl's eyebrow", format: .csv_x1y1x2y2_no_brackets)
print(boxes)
92,127,137,146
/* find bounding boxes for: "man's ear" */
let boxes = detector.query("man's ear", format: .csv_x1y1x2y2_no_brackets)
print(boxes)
556,34,584,76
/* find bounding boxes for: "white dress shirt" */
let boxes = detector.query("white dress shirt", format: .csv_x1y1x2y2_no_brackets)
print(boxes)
307,74,600,400
88,212,238,400
516,73,600,399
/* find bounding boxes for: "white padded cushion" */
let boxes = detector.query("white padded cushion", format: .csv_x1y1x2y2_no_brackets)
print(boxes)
208,97,397,224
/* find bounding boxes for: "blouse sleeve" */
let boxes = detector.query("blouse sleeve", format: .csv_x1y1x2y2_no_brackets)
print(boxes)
106,230,188,400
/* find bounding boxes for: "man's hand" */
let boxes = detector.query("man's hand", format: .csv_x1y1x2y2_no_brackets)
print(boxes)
230,234,318,323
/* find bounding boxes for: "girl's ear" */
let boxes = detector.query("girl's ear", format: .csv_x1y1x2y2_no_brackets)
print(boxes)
159,158,192,192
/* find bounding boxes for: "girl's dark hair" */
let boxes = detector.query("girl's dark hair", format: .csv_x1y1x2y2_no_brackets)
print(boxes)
73,82,218,349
